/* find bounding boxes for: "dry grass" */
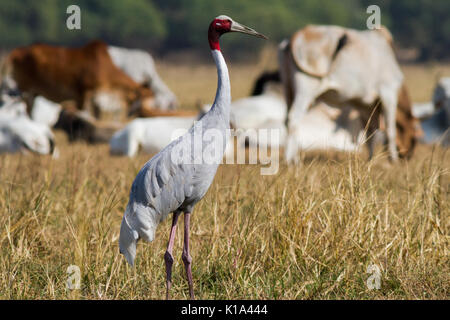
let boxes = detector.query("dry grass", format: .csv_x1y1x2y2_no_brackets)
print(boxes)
0,54,449,299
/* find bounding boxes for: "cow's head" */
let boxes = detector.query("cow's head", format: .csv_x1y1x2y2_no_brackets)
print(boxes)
378,85,423,159
392,84,423,158
395,111,423,159
127,86,155,117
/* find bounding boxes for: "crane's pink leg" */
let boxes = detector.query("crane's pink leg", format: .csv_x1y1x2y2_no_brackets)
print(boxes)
182,212,195,299
164,211,180,300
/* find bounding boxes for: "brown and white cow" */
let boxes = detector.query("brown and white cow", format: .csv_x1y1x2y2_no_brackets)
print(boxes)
6,40,156,119
249,70,421,159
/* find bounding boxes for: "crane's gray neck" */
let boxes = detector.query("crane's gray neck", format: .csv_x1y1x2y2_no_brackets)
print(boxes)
210,49,231,118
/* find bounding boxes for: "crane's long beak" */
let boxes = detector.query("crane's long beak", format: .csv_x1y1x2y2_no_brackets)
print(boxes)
230,21,268,40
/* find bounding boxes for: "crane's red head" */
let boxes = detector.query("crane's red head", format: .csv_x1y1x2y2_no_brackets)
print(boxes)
208,15,268,51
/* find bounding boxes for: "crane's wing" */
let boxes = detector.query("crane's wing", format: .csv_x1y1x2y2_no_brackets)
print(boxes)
123,116,224,241
122,129,196,238
119,131,198,265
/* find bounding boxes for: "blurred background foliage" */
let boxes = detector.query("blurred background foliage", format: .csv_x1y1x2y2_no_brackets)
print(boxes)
0,0,448,61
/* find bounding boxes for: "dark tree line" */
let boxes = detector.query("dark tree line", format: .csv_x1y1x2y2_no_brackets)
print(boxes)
0,0,448,61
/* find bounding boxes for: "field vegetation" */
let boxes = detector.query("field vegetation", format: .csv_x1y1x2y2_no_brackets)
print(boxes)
0,59,448,299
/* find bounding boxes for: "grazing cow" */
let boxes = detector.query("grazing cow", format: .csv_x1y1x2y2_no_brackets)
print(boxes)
279,25,404,163
107,46,178,111
0,97,55,155
6,40,155,118
110,116,197,157
17,94,120,143
53,109,122,143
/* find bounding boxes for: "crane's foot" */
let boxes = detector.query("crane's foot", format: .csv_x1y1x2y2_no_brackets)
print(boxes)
164,211,180,300
164,251,174,300
182,212,195,300
182,252,195,299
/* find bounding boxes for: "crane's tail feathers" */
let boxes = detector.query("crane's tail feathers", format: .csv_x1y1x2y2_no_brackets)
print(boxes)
119,215,138,266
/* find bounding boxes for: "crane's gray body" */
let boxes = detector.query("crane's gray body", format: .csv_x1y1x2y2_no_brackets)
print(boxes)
119,50,230,266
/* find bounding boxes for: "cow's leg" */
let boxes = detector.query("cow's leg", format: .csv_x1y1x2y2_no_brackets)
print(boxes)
285,98,317,164
363,107,381,160
380,88,399,162
285,100,316,164
284,72,323,164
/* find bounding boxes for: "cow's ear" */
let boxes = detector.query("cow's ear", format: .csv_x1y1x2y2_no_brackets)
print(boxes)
127,90,138,102
138,86,153,98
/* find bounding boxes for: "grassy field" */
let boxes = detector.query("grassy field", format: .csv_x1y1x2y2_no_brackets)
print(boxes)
0,54,449,299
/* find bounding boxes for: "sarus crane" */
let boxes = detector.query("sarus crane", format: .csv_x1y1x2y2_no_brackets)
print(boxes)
119,15,267,299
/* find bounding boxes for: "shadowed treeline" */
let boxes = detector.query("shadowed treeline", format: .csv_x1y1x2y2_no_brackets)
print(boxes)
0,0,449,61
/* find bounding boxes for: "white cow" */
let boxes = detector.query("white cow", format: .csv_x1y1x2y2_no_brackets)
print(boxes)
0,97,55,155
107,46,177,111
110,116,196,157
279,25,404,163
